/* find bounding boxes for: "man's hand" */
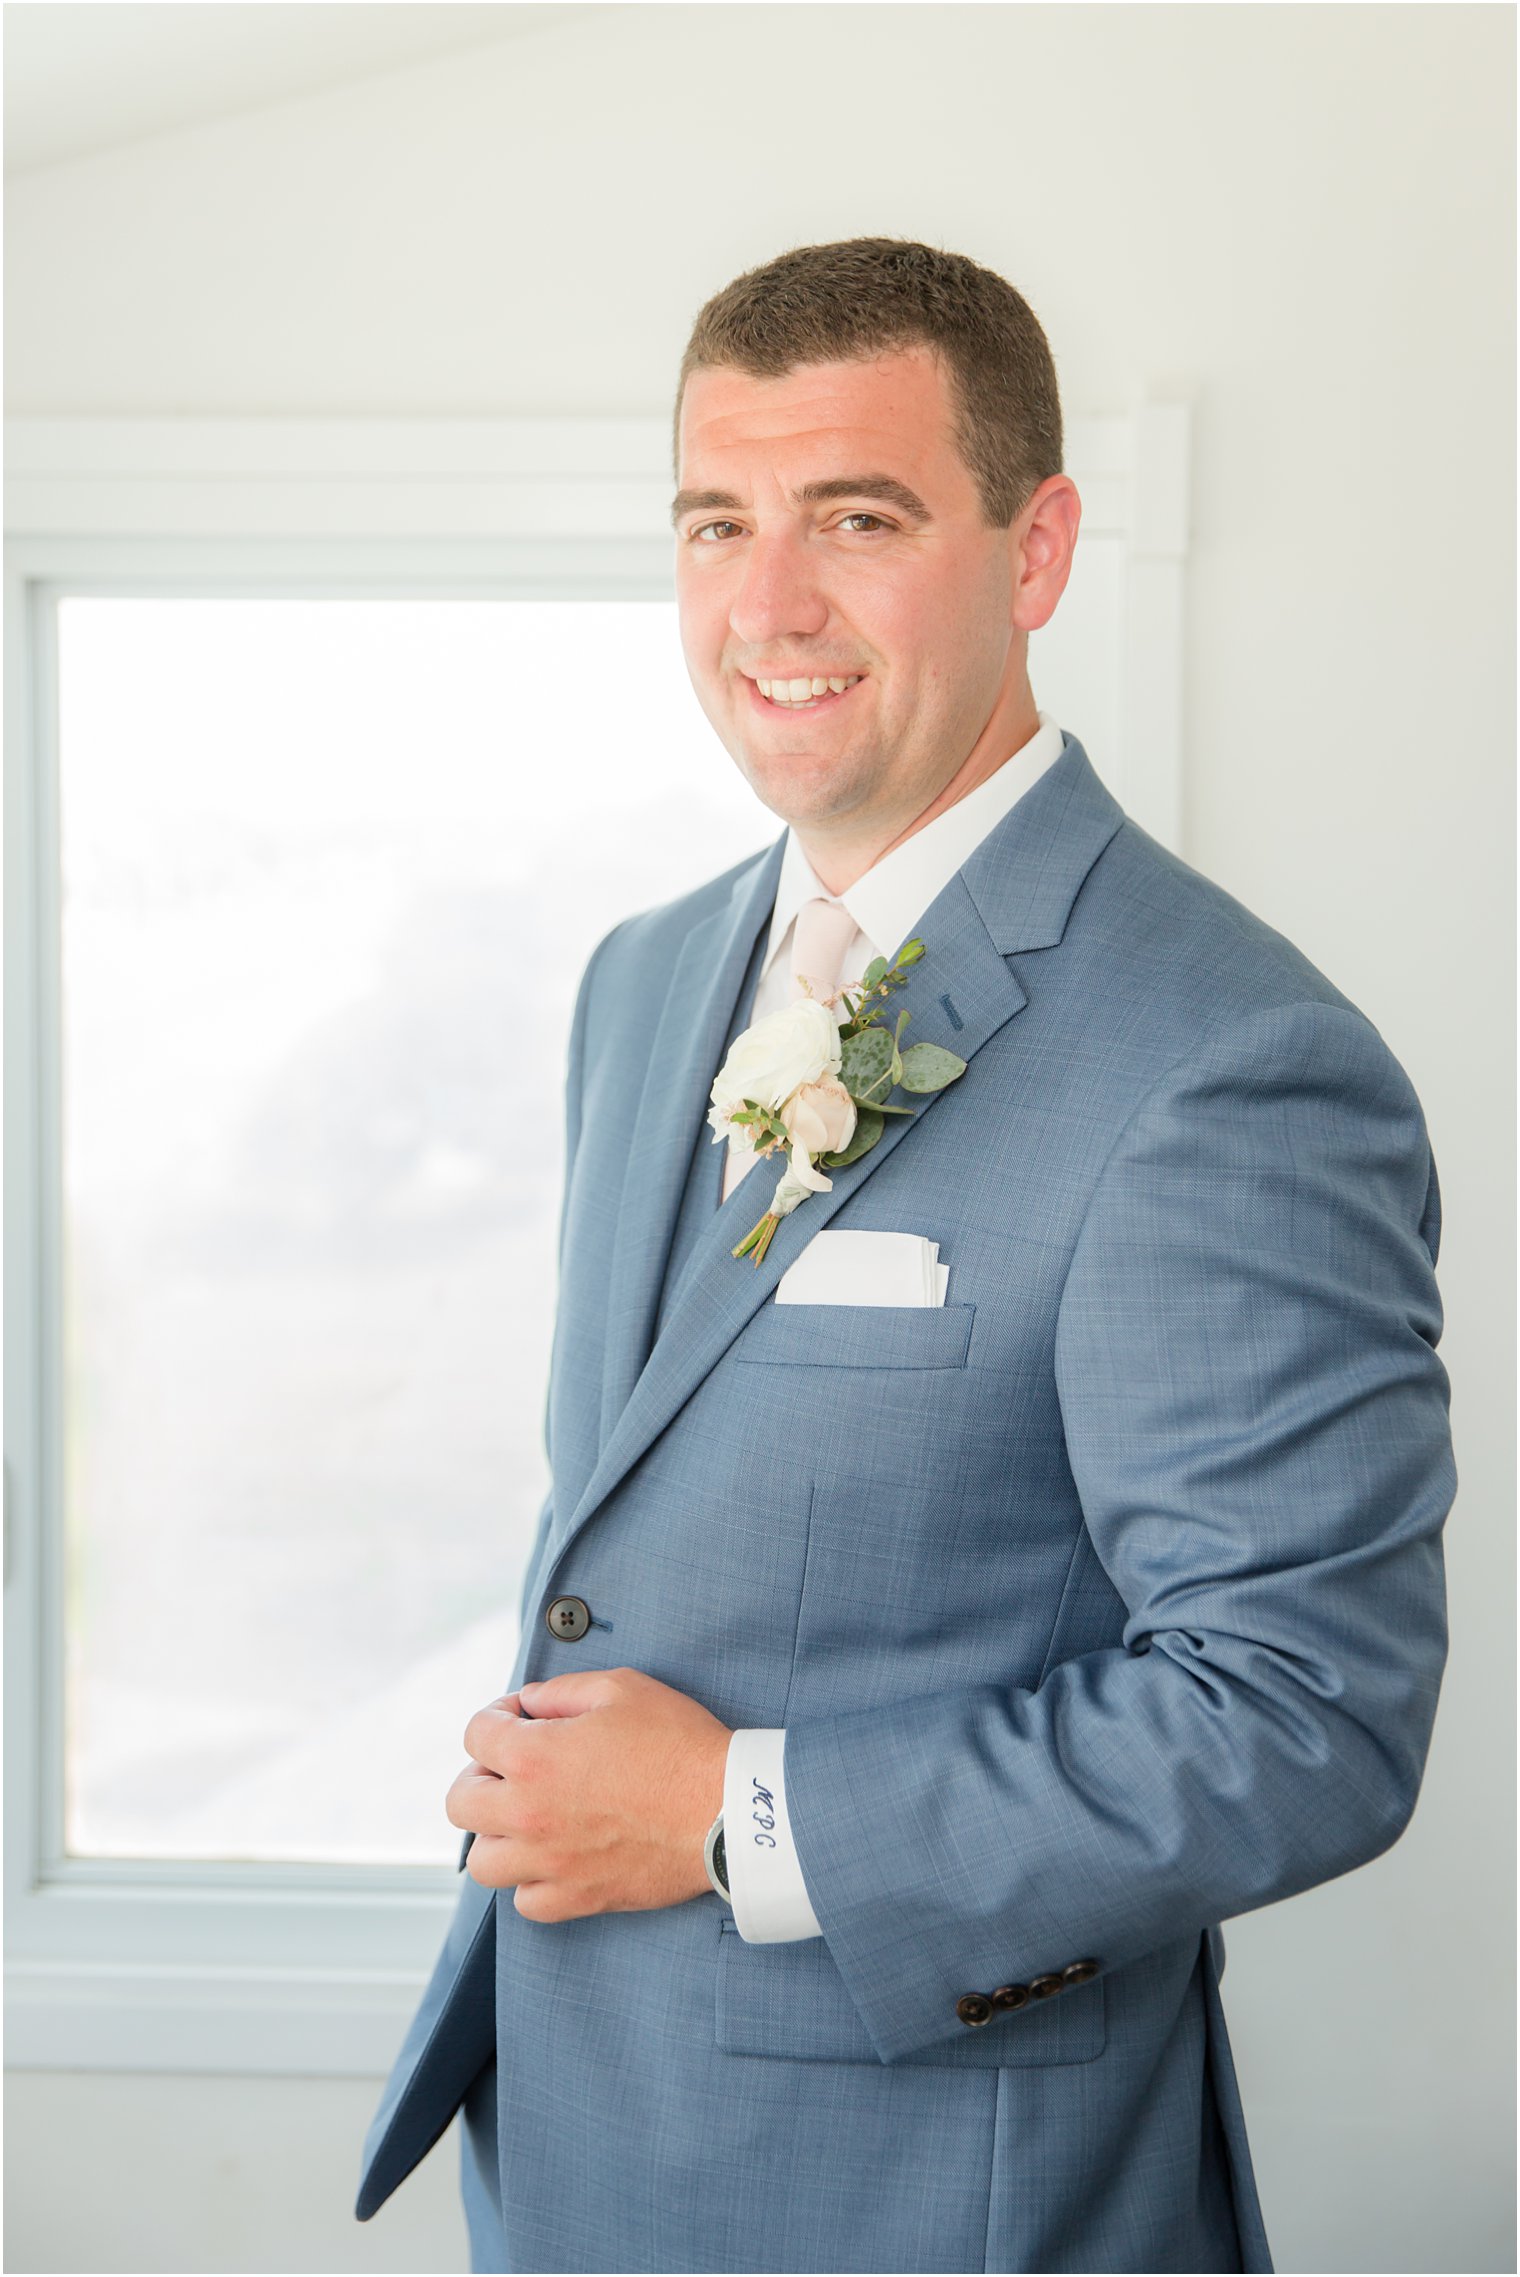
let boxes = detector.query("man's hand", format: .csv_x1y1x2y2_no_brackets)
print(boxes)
448,1666,732,1922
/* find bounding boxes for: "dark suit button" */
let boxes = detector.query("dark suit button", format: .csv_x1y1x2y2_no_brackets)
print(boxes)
956,1993,994,2027
1062,1959,1100,1987
991,1983,1030,2011
1029,1974,1064,2000
544,1594,592,1642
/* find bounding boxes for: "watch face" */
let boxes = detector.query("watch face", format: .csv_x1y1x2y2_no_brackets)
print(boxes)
713,1827,727,1889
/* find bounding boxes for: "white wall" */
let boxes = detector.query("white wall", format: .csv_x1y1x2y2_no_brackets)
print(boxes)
5,6,1513,2273
3,2074,469,2275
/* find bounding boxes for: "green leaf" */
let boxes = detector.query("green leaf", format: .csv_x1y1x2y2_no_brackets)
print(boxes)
862,955,887,989
840,1026,893,1100
729,1102,786,1149
897,1041,969,1094
895,937,926,967
822,1107,884,1168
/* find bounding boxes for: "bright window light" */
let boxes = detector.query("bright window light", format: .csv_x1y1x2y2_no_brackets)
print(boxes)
57,595,771,1866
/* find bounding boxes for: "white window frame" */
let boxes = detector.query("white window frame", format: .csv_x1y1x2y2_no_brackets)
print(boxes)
3,408,1189,2075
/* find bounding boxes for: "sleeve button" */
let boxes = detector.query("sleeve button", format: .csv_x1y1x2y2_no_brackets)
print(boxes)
1062,1959,1100,1986
1029,1974,1064,2000
991,1983,1030,2011
956,1993,994,2027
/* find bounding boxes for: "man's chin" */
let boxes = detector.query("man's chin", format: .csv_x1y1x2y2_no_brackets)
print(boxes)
731,742,877,829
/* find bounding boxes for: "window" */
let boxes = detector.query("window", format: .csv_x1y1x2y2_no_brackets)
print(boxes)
57,593,767,1870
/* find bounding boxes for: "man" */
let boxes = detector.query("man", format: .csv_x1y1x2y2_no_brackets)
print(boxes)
357,238,1455,2274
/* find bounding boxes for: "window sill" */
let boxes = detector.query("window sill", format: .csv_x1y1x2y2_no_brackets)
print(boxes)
6,1953,446,2075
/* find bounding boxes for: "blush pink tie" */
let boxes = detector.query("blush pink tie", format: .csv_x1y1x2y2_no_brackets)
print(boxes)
790,895,858,1005
721,896,859,1203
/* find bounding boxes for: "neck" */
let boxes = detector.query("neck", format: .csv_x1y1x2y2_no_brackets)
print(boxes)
793,685,1041,896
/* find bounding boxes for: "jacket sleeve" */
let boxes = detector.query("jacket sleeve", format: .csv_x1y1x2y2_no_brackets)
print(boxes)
781,999,1456,2065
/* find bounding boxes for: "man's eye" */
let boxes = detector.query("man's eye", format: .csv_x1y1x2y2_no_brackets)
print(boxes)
838,513,888,533
693,521,741,541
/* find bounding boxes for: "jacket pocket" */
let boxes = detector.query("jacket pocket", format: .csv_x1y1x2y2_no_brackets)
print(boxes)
735,1301,975,1371
715,1918,1106,2069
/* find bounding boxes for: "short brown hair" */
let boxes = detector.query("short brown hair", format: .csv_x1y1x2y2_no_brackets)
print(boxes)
673,237,1063,529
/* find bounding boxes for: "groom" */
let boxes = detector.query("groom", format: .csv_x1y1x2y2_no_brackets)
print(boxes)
357,239,1455,2273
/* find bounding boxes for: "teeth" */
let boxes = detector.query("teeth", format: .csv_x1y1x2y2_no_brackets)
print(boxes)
756,675,862,704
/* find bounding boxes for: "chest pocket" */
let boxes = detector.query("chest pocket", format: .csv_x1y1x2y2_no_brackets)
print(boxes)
736,1301,975,1371
715,1919,1106,2069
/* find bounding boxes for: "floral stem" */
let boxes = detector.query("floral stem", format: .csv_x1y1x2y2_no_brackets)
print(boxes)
732,1213,780,1266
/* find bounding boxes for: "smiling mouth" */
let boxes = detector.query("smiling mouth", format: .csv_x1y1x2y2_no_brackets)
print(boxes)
746,673,865,712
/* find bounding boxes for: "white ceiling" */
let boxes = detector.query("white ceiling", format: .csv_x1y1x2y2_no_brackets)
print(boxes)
2,2,609,178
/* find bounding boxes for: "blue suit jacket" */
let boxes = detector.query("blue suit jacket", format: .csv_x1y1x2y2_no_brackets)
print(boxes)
358,733,1454,2273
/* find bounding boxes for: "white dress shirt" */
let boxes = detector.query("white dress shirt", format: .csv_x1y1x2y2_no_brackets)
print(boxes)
721,710,1068,1941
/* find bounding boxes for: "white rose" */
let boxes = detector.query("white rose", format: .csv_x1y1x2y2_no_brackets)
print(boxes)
708,998,842,1151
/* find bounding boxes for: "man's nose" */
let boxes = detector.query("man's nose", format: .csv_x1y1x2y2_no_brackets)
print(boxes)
728,531,830,648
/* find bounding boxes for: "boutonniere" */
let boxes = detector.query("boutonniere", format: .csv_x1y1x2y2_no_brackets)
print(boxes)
707,937,968,1267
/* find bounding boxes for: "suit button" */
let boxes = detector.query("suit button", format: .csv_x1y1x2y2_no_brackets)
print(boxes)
991,1983,1030,2011
1029,1974,1064,2000
544,1595,592,1642
956,1993,994,2027
1062,1959,1100,1987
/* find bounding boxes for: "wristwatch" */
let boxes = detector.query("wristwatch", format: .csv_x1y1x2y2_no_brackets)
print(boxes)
704,1812,730,1902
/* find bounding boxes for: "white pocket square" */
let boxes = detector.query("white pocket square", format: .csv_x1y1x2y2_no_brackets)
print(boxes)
775,1228,949,1307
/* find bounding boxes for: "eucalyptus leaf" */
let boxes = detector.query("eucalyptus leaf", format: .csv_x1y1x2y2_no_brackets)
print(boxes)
823,1107,884,1168
897,1041,969,1094
840,1026,893,1099
862,955,888,988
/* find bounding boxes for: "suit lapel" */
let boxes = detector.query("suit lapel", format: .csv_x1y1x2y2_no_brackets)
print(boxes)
546,734,1126,1575
594,832,786,1452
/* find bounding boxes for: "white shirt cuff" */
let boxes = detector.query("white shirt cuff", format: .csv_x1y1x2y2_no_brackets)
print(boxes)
722,1728,824,1943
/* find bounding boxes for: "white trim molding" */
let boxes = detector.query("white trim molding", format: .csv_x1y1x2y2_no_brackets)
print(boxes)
4,408,1191,2074
3,409,1189,846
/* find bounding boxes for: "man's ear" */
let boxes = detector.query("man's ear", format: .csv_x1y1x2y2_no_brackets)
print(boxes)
1011,475,1082,635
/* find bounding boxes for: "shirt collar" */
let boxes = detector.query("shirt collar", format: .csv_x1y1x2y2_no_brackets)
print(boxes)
761,711,1067,978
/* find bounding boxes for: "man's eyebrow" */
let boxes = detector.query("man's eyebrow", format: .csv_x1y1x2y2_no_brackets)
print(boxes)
669,475,933,528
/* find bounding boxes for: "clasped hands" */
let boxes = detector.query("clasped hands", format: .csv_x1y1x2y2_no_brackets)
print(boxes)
447,1666,732,1922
